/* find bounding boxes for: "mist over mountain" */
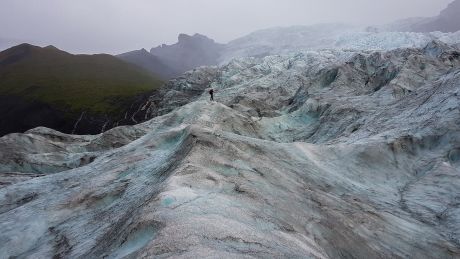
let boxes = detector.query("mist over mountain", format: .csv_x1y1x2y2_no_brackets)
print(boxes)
122,1,460,73
122,25,460,75
378,0,460,33
1,0,454,54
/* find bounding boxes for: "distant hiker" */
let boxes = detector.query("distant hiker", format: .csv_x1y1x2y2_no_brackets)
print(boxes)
209,88,214,101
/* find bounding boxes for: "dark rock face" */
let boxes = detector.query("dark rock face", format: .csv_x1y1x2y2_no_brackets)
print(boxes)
117,48,177,80
0,95,68,136
0,93,155,136
150,33,224,75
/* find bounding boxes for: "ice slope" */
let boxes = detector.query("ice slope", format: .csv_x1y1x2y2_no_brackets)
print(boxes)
0,42,460,258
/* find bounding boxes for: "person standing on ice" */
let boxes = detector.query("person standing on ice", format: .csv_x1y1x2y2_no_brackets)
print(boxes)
209,88,214,101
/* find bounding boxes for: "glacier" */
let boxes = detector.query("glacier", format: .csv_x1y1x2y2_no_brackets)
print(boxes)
0,40,460,258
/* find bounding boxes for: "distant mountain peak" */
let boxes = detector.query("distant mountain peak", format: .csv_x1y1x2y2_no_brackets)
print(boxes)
0,43,45,66
148,33,223,76
177,33,192,42
176,33,216,45
5,43,36,52
4,44,67,56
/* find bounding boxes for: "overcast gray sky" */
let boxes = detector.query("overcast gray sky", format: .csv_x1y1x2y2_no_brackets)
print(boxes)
0,0,453,54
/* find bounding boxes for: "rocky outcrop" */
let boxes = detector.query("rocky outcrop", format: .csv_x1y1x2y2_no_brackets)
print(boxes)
0,42,460,258
150,33,224,75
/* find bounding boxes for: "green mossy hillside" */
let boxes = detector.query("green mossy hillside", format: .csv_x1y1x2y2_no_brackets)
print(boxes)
0,44,164,115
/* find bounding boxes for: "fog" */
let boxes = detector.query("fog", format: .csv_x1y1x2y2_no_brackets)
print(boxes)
0,0,453,54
